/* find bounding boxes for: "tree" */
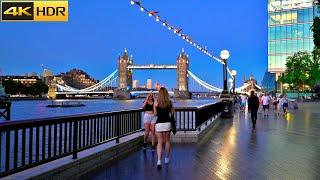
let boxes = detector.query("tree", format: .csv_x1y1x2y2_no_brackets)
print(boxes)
3,80,20,95
29,80,48,97
281,50,320,94
281,52,311,93
312,17,320,48
309,48,320,88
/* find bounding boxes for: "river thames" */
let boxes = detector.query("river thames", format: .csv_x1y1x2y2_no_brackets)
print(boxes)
2,98,217,121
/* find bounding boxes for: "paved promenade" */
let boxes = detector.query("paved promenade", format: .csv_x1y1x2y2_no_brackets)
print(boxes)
80,103,320,180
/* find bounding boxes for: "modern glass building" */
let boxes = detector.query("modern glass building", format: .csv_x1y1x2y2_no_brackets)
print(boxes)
268,0,317,74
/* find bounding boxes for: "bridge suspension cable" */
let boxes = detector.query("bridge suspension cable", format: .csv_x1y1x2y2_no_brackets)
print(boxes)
187,70,222,92
130,0,235,78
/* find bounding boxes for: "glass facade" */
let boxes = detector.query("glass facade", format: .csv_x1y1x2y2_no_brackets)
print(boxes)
268,0,317,73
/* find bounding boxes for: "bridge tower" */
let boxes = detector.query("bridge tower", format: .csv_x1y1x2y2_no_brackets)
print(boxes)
118,48,133,89
174,48,191,99
114,49,132,99
48,81,57,100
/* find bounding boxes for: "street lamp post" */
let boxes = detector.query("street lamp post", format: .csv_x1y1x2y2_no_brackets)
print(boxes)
220,50,230,94
231,70,237,94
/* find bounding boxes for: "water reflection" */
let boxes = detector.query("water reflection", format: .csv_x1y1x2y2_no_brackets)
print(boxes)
3,99,217,121
215,122,237,179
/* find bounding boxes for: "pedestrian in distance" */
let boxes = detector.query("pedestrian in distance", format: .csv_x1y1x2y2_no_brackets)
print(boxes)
154,87,175,170
248,91,259,128
282,94,289,115
240,94,247,113
142,93,156,151
258,94,263,113
272,95,278,111
278,94,284,116
261,92,271,116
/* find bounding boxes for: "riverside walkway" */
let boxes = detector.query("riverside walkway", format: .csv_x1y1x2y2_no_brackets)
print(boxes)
81,103,320,179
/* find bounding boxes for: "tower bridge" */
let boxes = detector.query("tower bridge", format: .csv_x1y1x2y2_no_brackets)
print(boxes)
50,48,256,100
127,64,177,69
115,48,190,99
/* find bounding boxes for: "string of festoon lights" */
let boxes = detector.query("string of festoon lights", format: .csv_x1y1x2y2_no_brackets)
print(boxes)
129,0,234,78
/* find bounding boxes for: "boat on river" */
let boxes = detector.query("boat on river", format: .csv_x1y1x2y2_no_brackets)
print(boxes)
46,101,85,108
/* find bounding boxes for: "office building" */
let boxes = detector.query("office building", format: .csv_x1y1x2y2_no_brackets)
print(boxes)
147,79,152,89
268,0,318,90
133,80,139,88
0,76,39,87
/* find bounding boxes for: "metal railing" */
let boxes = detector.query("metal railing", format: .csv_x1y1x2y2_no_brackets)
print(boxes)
0,109,142,177
0,101,222,177
0,101,11,120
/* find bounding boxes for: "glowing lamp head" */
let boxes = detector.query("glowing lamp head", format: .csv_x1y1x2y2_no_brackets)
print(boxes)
220,50,230,60
130,0,134,5
231,70,237,76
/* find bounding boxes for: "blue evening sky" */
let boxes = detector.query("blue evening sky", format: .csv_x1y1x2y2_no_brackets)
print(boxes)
0,0,267,89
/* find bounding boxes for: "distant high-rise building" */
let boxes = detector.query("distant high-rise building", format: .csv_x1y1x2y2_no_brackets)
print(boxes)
25,72,38,77
133,80,139,88
43,69,53,78
268,0,319,90
42,69,54,85
154,81,162,90
147,79,152,89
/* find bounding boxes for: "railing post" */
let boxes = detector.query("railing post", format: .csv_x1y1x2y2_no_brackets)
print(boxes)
6,102,11,120
116,114,120,143
72,120,78,159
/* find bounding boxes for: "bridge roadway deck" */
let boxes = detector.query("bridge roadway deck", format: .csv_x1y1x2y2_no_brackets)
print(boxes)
80,103,320,179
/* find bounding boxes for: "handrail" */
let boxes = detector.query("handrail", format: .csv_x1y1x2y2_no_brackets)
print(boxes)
0,102,223,177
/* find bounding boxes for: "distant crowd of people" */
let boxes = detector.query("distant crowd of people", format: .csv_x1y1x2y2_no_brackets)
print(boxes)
236,91,298,128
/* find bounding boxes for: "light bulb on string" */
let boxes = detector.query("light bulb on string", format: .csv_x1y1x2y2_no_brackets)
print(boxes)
129,0,235,75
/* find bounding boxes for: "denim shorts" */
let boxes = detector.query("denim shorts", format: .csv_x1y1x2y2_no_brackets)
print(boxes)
143,113,156,124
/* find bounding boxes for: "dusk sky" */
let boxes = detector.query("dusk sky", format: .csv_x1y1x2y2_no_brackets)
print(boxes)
0,0,267,89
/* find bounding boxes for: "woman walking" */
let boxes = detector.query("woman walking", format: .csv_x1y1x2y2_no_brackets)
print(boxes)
282,94,289,115
154,87,174,170
142,94,156,151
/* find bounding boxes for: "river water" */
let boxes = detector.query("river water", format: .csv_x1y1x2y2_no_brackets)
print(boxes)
1,99,217,121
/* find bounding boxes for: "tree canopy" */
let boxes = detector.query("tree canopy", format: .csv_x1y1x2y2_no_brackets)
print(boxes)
3,80,48,97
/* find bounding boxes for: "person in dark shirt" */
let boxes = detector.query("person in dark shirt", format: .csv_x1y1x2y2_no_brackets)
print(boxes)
248,91,259,128
154,87,174,170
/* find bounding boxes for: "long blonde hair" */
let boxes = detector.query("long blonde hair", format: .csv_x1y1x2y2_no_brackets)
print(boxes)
157,87,170,108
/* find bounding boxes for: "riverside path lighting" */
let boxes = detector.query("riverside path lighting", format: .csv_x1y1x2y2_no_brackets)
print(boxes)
220,50,230,94
231,70,237,94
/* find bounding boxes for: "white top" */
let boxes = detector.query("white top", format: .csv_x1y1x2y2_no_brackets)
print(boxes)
262,95,271,105
241,95,247,103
